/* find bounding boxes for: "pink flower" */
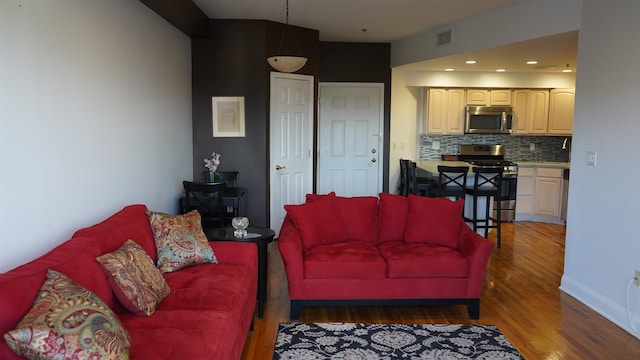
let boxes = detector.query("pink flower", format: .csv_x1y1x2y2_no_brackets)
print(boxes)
204,152,221,172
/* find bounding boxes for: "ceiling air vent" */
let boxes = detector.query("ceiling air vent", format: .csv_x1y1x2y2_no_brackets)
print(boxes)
437,29,452,46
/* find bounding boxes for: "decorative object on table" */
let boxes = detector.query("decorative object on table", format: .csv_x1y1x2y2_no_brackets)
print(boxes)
212,96,245,137
267,0,308,73
204,151,221,182
232,216,249,237
273,322,523,359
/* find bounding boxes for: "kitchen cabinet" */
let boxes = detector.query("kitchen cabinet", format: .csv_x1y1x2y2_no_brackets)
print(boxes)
534,167,562,217
547,88,575,135
512,89,549,134
466,89,512,106
425,88,465,134
515,167,534,214
516,165,565,224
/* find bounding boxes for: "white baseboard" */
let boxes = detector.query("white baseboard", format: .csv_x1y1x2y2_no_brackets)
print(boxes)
560,275,640,339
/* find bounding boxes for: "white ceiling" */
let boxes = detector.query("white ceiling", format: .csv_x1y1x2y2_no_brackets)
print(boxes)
192,0,578,73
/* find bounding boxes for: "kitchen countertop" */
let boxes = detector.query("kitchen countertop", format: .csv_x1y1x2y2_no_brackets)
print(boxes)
415,160,570,176
514,161,570,168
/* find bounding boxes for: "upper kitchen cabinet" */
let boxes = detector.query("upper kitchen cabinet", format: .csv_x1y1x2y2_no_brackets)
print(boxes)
466,89,512,106
512,89,550,134
425,88,465,134
547,88,575,135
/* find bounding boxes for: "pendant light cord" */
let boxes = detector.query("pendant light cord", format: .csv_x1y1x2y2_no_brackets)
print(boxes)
277,0,303,56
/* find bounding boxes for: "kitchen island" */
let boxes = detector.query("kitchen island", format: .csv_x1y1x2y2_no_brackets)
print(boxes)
415,160,494,235
514,161,570,225
416,160,570,225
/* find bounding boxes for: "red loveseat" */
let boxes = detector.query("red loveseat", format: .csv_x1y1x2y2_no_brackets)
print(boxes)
0,204,257,360
278,193,494,320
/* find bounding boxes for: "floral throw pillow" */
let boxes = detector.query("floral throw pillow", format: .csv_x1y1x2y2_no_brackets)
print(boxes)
147,210,218,273
3,269,130,360
97,239,170,316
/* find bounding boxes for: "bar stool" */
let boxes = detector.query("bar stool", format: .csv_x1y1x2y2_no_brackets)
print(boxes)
408,161,433,196
429,165,469,200
464,167,504,248
399,159,433,196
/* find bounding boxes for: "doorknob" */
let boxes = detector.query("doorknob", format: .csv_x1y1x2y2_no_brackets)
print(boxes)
371,148,377,154
371,158,377,163
275,165,286,170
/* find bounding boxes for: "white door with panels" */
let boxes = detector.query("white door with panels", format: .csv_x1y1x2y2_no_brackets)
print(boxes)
318,83,384,197
269,72,314,235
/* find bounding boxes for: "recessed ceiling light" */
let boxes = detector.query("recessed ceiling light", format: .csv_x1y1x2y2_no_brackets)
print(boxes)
526,60,538,65
562,69,573,73
496,68,506,72
444,68,455,71
465,60,477,64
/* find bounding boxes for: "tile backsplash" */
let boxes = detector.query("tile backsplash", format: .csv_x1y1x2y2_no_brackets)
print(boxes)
419,134,571,162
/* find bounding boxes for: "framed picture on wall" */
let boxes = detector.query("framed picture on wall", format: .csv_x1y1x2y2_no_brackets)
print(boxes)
212,96,245,137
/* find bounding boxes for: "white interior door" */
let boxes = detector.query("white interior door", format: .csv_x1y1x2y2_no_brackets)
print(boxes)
269,72,314,235
318,83,384,197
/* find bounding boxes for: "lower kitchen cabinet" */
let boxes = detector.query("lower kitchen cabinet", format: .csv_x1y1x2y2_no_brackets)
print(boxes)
516,165,565,224
535,168,562,217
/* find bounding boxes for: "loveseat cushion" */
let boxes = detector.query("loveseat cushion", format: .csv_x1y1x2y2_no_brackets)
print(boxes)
97,239,170,316
305,191,336,202
335,196,379,243
304,242,386,279
379,242,469,278
4,270,130,360
404,195,464,248
377,192,408,243
285,196,349,250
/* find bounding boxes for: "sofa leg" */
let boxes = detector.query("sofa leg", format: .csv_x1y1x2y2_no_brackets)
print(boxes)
467,299,480,319
290,301,302,321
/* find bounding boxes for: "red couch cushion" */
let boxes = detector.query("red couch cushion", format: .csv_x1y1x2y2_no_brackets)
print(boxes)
306,191,336,202
335,196,379,243
304,242,386,279
285,197,348,250
0,238,119,360
404,195,464,248
73,204,157,263
379,242,469,278
377,192,408,243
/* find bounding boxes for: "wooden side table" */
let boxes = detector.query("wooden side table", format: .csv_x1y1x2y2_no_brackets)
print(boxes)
205,226,275,318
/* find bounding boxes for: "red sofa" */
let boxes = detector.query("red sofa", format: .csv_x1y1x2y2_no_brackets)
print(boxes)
278,193,494,320
0,204,257,360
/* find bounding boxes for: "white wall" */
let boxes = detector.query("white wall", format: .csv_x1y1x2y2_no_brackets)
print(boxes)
392,0,582,67
560,0,640,337
0,0,193,272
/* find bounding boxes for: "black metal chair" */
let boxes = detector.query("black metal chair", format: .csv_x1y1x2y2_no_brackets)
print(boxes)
429,165,469,200
464,167,504,248
400,159,432,196
408,161,432,196
182,181,226,232
214,171,239,188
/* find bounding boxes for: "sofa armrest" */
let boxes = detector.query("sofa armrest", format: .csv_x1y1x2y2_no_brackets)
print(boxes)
457,220,494,298
277,215,305,298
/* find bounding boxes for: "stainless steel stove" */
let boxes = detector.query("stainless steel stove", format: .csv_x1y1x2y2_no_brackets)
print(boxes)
458,144,517,221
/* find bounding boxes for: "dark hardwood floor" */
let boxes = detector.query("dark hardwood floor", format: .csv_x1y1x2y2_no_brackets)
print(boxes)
242,221,640,359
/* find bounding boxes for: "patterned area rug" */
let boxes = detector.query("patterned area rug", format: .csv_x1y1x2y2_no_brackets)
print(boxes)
273,322,524,359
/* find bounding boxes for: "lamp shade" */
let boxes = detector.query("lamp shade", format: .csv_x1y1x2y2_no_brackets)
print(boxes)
267,56,308,73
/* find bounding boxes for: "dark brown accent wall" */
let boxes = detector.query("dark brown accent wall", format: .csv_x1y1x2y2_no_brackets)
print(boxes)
192,19,319,227
318,42,392,191
139,0,208,38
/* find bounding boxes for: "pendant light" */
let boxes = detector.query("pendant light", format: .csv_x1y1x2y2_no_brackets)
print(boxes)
267,0,308,73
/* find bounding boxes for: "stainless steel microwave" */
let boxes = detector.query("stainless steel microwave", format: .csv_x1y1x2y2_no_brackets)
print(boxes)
465,106,513,134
